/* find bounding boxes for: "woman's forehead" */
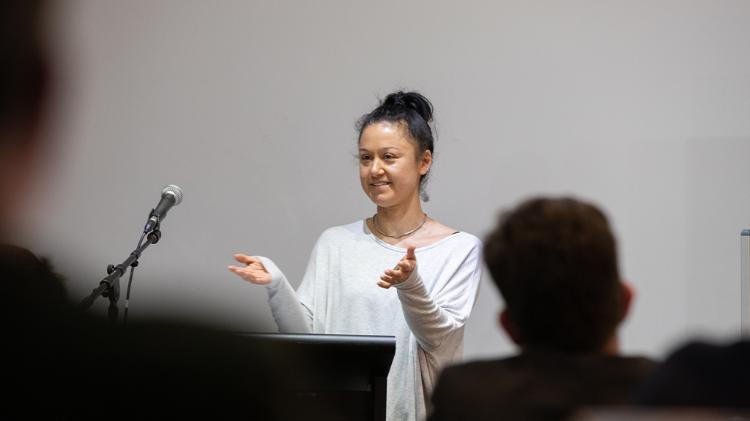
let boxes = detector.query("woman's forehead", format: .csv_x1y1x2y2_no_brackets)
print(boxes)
359,121,414,149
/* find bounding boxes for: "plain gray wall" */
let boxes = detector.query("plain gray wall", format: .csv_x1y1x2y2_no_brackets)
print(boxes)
19,0,750,360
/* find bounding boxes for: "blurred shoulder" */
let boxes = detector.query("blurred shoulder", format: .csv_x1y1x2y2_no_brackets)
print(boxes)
439,357,513,384
636,339,750,406
659,339,750,373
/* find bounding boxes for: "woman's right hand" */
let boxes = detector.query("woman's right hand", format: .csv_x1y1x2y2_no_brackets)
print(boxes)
228,254,272,285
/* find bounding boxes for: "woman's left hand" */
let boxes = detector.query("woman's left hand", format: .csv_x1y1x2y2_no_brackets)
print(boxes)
378,246,417,289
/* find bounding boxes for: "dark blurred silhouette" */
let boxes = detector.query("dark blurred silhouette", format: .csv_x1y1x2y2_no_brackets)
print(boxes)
637,339,750,408
0,2,284,418
0,0,50,239
429,197,655,421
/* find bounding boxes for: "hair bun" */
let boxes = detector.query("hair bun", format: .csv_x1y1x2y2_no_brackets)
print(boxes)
382,91,433,123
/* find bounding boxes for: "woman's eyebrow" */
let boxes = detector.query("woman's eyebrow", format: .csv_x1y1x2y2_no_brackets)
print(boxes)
359,146,400,154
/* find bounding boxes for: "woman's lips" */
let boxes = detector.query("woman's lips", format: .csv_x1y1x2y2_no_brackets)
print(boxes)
370,181,391,190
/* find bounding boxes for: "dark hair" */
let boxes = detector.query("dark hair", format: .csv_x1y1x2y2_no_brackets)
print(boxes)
357,91,435,201
0,0,48,140
484,197,624,353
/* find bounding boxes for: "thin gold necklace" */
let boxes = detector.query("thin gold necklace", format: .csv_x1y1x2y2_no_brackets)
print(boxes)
372,213,427,239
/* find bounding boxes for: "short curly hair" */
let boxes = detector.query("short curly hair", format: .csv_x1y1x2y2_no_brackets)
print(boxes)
484,197,624,353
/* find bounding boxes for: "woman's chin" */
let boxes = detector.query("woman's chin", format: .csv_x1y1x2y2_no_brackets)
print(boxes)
367,193,395,208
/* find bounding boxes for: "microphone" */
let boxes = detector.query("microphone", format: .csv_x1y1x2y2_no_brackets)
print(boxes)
143,184,183,233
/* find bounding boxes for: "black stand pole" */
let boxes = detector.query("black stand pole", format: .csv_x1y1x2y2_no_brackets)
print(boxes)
79,228,162,323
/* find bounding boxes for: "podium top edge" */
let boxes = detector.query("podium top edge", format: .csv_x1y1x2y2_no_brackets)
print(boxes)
235,332,396,347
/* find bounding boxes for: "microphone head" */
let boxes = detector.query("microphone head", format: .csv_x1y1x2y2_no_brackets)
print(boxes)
162,184,183,205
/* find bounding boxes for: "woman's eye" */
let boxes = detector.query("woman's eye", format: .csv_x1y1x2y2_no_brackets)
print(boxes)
359,155,371,162
384,154,396,160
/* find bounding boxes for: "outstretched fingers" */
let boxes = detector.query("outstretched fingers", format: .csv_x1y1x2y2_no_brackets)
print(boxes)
234,254,260,265
378,247,418,288
396,260,413,273
228,253,272,285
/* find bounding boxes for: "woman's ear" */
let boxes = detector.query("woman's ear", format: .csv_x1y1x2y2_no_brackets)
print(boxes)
499,308,522,346
619,280,634,322
419,149,432,176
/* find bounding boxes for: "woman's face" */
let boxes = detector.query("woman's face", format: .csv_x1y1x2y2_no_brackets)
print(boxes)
358,121,431,208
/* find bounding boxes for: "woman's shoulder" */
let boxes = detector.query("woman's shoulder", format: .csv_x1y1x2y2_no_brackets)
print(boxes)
412,221,482,256
317,220,368,243
428,220,482,248
440,231,482,254
452,231,482,248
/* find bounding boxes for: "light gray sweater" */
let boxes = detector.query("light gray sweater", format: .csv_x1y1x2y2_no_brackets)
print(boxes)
258,220,482,421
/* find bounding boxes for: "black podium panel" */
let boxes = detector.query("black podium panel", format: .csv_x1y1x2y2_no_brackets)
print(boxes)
241,333,395,421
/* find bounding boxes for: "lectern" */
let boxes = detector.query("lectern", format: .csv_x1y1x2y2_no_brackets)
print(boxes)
742,229,749,335
241,333,395,421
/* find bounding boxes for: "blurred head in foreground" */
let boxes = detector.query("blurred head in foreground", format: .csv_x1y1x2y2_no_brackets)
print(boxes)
0,0,50,240
0,4,283,417
484,196,633,354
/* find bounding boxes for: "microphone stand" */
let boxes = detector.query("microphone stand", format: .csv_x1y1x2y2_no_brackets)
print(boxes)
78,225,162,324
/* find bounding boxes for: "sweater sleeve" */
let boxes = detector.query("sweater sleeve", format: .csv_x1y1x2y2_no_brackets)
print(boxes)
256,253,315,333
393,239,483,352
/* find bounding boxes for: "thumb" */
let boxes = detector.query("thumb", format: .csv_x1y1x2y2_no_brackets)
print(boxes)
234,254,259,265
405,246,416,261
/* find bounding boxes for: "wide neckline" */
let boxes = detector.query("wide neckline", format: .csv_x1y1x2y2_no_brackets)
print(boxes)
360,219,462,253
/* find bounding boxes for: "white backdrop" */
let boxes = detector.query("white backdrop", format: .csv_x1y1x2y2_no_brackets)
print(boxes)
20,0,750,360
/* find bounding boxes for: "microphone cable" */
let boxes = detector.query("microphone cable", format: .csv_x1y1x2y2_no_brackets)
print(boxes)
123,231,147,325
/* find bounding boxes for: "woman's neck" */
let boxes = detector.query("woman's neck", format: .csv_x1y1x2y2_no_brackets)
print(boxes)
375,194,425,236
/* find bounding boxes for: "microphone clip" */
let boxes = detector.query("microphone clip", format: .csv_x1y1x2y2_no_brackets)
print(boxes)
143,208,160,234
144,209,163,243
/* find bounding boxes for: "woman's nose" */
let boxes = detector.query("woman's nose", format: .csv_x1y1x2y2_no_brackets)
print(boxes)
370,159,385,176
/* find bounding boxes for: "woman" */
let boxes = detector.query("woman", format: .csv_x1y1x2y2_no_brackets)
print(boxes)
228,91,482,421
